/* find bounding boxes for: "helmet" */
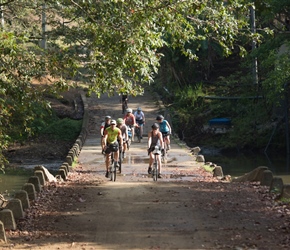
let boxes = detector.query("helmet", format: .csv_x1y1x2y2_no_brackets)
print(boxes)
152,123,159,129
110,120,117,125
116,118,123,124
105,116,111,120
137,107,142,111
126,108,132,113
156,115,164,120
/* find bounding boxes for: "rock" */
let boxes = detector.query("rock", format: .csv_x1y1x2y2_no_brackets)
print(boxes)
196,155,205,163
190,147,201,155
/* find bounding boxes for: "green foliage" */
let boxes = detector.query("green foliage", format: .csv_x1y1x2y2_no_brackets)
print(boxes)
40,118,82,141
278,197,290,205
0,0,289,164
203,164,214,174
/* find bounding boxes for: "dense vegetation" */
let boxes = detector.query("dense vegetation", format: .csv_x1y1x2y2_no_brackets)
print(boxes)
152,1,290,153
0,0,289,168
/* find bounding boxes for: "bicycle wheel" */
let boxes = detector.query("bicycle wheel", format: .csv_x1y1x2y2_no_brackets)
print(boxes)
161,150,167,163
118,150,122,173
127,138,131,150
110,153,114,165
136,127,141,143
152,162,158,181
110,162,116,182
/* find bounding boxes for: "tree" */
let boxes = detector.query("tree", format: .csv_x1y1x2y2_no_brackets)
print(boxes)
39,0,250,95
0,0,258,166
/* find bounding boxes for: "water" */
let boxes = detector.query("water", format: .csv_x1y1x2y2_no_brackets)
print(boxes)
203,150,290,183
0,174,30,197
0,162,62,198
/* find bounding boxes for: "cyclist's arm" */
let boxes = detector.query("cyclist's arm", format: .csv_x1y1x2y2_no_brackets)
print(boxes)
147,132,152,148
102,131,108,149
166,120,172,134
100,122,105,136
132,115,137,126
100,127,104,136
118,131,123,146
124,127,129,141
158,132,165,149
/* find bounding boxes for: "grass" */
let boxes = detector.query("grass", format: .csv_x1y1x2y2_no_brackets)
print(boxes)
39,118,83,141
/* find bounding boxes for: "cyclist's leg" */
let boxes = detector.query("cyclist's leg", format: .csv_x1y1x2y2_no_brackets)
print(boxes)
131,125,135,141
148,152,154,174
114,146,119,165
157,154,162,177
166,134,171,144
122,141,127,157
163,134,170,150
166,135,171,149
105,152,111,177
140,124,143,138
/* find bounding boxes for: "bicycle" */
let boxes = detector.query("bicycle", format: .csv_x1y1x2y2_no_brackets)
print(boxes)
109,153,117,182
135,125,141,143
151,146,161,181
161,133,170,163
117,141,123,173
161,148,167,163
127,126,132,150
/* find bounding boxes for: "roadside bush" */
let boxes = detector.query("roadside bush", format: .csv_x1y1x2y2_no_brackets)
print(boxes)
39,118,82,141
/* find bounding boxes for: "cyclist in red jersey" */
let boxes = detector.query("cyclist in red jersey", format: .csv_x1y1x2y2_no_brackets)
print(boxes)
124,108,136,141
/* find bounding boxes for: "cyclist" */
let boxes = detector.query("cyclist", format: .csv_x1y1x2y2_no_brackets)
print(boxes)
134,107,145,139
102,120,123,178
124,108,136,141
116,118,129,158
100,116,111,137
147,123,164,178
156,115,172,150
120,93,128,114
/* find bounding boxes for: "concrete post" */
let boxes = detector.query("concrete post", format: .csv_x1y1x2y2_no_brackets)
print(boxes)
0,221,7,242
22,183,37,200
14,190,30,210
34,170,46,186
5,199,24,220
28,176,41,193
0,209,16,230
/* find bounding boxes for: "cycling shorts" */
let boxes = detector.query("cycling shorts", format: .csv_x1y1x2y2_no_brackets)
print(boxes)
148,144,161,155
136,119,144,125
105,141,119,154
161,132,170,138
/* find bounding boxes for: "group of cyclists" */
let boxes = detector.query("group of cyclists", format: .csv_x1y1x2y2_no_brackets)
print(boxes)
101,101,172,179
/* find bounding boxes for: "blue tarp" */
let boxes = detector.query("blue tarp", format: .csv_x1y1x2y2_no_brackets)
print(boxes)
209,118,231,126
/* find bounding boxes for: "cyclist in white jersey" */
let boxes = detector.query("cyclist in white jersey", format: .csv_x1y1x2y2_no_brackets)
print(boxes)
116,118,129,158
100,116,111,137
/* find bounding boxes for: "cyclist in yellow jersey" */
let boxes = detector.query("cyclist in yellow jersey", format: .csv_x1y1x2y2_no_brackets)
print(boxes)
102,120,123,178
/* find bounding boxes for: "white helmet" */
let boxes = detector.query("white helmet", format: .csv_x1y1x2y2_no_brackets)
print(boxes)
126,108,132,113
